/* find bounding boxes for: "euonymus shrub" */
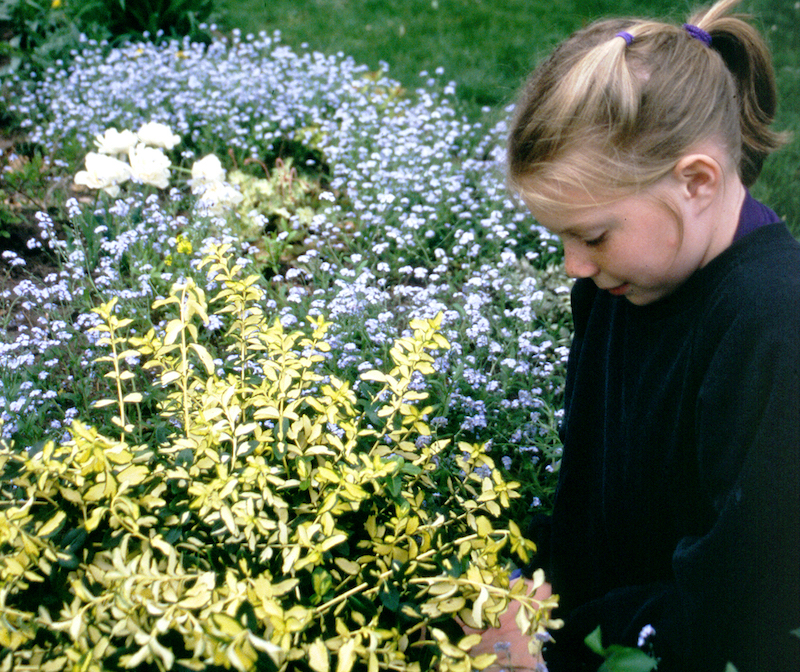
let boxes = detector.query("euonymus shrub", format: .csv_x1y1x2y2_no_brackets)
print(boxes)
0,244,561,672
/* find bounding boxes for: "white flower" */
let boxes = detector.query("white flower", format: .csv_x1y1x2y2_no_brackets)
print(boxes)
128,143,171,189
93,128,139,156
196,180,243,216
136,122,181,150
189,154,226,193
74,152,132,197
637,624,656,648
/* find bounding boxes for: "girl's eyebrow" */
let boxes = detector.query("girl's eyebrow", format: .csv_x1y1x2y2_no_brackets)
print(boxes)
559,222,610,237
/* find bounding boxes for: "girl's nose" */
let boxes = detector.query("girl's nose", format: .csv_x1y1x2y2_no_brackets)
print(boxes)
563,240,600,279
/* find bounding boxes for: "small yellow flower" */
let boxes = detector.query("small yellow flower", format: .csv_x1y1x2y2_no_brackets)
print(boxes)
176,234,193,255
51,0,62,8
164,254,173,267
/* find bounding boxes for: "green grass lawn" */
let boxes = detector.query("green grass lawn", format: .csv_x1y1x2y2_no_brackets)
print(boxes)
218,0,800,228
219,0,682,112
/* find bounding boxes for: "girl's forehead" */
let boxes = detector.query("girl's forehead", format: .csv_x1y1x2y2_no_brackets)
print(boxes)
517,176,627,216
518,174,681,234
529,202,619,235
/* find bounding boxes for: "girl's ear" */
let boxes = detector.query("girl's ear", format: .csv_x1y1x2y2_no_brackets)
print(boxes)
671,153,722,206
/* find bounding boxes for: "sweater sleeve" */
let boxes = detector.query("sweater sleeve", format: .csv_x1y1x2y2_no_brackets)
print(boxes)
669,285,800,671
546,284,800,672
521,279,598,580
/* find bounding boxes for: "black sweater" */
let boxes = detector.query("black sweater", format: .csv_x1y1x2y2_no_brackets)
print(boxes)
534,220,800,671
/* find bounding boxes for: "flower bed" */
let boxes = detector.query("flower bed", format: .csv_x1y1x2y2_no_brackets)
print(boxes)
0,26,578,672
1,29,570,524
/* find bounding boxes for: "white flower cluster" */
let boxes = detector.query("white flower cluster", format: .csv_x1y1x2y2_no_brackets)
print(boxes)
74,122,180,196
188,154,244,216
74,124,243,215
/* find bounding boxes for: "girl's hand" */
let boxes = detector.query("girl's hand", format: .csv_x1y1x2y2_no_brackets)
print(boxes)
461,578,552,671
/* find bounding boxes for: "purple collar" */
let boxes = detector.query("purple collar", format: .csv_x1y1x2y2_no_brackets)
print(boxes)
734,190,782,242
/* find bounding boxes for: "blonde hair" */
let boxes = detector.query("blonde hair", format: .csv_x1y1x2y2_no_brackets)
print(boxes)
507,0,788,211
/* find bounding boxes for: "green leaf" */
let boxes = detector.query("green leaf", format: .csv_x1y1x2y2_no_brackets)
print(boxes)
336,637,356,672
386,473,402,498
599,646,659,672
211,613,244,636
309,639,330,672
164,320,184,345
220,506,239,535
117,464,149,486
189,343,215,374
360,370,389,383
320,534,347,552
161,371,182,385
379,584,401,612
474,515,493,538
312,568,334,598
334,557,360,576
584,626,606,656
348,594,378,620
586,627,658,672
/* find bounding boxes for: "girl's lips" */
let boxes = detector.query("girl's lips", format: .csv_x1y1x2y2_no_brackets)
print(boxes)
607,283,630,296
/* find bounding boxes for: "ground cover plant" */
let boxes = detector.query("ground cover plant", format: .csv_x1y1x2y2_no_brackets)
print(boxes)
0,247,561,669
0,24,571,670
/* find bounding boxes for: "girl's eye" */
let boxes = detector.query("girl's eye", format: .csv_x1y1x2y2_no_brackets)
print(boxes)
585,232,607,247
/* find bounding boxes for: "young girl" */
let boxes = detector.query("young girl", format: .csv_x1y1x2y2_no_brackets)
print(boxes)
494,0,800,669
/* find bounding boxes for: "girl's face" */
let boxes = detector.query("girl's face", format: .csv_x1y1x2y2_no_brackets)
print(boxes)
522,180,730,306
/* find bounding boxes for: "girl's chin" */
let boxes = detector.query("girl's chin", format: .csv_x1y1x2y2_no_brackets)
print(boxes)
607,283,630,297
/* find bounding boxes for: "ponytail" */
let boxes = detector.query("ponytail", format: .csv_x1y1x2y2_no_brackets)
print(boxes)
691,0,788,185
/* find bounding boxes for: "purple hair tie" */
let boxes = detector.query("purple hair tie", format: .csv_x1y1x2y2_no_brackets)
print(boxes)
616,31,634,46
683,23,712,47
